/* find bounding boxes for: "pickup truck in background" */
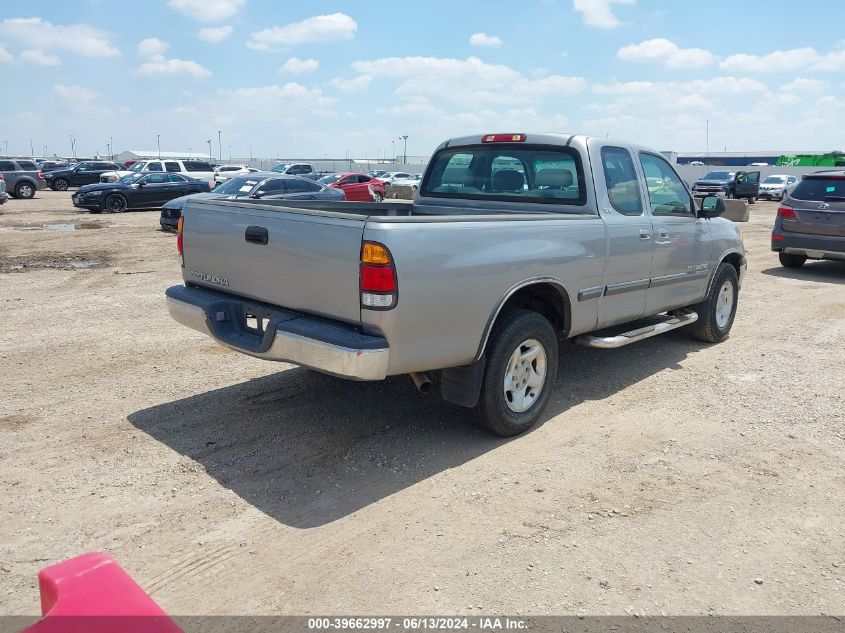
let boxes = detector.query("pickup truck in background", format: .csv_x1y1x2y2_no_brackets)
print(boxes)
691,169,760,203
166,133,746,436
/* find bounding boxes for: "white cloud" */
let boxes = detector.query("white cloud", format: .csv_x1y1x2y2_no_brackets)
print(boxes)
137,37,169,60
137,58,212,78
329,75,372,91
167,0,246,22
469,33,503,48
617,38,715,69
593,76,767,96
52,84,113,116
136,37,210,78
572,0,635,28
0,46,12,63
350,56,586,106
780,78,827,94
197,26,233,43
279,57,319,74
0,17,120,59
720,47,845,73
247,13,357,51
20,49,60,66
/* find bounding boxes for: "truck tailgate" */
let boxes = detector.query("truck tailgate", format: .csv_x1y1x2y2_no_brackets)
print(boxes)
181,199,366,325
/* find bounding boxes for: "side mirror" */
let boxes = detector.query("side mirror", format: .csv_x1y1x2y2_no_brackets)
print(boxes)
250,190,264,199
699,195,725,218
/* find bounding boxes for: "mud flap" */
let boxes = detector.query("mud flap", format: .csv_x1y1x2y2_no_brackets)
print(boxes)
440,356,486,408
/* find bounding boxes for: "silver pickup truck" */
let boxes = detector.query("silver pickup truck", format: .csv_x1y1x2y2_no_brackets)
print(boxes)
166,133,746,436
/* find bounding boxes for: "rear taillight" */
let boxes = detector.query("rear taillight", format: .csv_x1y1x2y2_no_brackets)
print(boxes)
778,205,795,218
177,216,184,257
37,171,45,180
0,173,4,181
360,241,396,310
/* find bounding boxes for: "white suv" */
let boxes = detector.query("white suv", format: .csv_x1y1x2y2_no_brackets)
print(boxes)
100,159,216,185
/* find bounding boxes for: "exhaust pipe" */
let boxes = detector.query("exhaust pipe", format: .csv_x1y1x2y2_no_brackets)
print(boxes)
409,372,433,394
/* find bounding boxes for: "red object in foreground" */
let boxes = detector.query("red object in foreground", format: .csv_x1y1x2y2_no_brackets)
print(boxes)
20,552,182,633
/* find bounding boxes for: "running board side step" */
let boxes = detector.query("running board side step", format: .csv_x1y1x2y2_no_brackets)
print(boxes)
576,310,699,349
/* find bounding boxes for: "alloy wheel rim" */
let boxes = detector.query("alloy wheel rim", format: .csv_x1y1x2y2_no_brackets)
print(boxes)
503,338,547,413
20,185,33,197
715,280,734,328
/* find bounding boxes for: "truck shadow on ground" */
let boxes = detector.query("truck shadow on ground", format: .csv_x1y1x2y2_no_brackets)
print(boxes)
128,330,700,529
760,260,845,285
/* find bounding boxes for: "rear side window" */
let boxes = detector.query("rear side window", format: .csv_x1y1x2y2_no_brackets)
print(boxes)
601,146,642,216
184,161,213,172
421,144,586,208
791,178,845,201
286,178,321,193
16,160,38,170
146,162,163,172
167,174,188,183
165,161,181,172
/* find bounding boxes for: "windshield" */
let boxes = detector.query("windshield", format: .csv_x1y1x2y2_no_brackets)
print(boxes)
763,176,787,184
213,176,260,195
703,171,733,180
421,144,586,208
130,162,146,172
318,175,341,185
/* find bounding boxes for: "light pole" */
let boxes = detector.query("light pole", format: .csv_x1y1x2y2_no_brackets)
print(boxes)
206,139,212,159
157,134,161,159
392,140,395,162
399,135,408,165
109,136,113,160
228,145,232,162
217,130,222,161
2,139,7,156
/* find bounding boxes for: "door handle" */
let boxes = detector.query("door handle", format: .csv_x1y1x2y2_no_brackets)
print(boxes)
639,230,651,240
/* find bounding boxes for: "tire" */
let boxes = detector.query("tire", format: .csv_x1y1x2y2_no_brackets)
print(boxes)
52,178,69,191
747,197,756,204
372,192,384,203
778,252,806,268
105,194,127,213
690,263,739,343
15,182,36,199
474,309,558,437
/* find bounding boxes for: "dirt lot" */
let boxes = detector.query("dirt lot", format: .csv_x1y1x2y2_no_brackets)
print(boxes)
1,191,843,616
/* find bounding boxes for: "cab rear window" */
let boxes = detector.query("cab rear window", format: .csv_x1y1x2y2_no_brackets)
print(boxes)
421,144,587,209
790,177,845,201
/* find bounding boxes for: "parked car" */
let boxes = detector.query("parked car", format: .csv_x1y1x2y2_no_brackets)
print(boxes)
44,161,121,191
391,173,423,190
0,158,47,198
0,173,8,204
317,172,386,202
159,172,345,231
758,174,799,200
166,132,745,437
378,171,413,184
214,165,259,185
771,171,845,268
691,170,760,203
36,160,70,172
367,169,389,178
72,172,211,213
122,160,139,169
99,159,216,185
271,162,315,177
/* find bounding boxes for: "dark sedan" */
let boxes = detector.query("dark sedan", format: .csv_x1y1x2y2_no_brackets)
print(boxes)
73,172,211,213
159,172,345,230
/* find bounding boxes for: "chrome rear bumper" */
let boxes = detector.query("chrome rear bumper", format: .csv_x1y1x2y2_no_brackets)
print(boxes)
166,286,390,381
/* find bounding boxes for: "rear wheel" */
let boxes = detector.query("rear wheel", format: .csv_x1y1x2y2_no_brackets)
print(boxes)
690,263,738,343
15,182,36,199
778,252,806,268
105,194,127,213
474,310,558,437
52,178,69,191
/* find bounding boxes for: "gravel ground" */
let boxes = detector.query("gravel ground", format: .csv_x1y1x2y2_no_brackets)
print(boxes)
0,191,843,616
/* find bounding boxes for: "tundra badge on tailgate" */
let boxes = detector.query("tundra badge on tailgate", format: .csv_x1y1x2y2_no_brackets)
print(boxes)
189,270,230,287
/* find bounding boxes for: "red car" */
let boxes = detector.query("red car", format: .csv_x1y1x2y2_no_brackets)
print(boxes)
318,172,386,202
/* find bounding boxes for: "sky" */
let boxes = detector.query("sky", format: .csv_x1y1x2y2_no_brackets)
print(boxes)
0,0,844,160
